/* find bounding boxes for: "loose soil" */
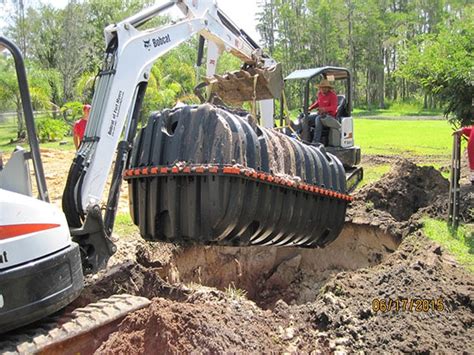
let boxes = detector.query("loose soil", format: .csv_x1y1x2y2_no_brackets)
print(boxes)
96,159,473,353
354,160,449,221
5,149,473,353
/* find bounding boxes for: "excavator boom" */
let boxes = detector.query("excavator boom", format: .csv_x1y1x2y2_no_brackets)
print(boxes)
62,0,350,273
62,0,284,272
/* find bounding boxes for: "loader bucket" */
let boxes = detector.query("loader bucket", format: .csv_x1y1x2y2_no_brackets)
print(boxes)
205,63,284,104
124,104,351,248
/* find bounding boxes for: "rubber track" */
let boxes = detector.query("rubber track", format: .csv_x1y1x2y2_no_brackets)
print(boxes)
0,294,150,354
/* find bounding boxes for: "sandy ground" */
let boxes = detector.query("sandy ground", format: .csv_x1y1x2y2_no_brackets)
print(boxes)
36,148,130,214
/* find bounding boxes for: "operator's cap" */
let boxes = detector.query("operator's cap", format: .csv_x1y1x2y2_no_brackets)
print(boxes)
83,104,91,113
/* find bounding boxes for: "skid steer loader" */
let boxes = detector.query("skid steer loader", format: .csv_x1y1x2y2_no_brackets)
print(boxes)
0,0,352,333
279,67,363,192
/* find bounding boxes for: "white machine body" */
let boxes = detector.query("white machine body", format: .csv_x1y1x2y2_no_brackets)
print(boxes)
0,189,70,270
340,116,355,148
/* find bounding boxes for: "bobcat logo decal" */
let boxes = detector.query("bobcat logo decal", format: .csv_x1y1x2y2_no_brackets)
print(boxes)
143,39,152,51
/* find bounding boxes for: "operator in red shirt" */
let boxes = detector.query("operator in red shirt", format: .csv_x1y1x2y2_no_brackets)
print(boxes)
454,125,474,185
73,104,91,150
308,79,338,144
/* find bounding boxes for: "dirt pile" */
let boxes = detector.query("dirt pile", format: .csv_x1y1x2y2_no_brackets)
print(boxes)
90,158,474,354
96,292,298,353
416,185,474,224
301,232,473,353
347,159,454,240
354,160,449,221
301,160,473,353
72,261,190,308
94,232,472,353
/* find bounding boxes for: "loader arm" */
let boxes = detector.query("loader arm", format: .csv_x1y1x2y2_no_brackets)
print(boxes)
62,0,280,273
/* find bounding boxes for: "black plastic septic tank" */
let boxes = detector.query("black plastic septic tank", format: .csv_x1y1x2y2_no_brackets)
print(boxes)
125,104,351,248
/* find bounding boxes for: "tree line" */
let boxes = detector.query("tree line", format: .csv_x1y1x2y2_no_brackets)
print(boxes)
257,0,473,125
1,0,472,141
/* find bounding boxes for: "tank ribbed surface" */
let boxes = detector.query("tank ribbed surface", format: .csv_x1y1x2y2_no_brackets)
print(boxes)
126,104,349,247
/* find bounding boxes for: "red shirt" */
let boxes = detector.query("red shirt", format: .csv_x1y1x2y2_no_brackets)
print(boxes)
73,118,88,141
462,126,472,137
309,90,338,117
461,126,474,170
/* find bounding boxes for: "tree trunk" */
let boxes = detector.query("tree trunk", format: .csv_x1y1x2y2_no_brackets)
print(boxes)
347,0,356,104
366,70,370,107
16,98,25,140
385,47,391,100
379,46,385,109
392,49,397,101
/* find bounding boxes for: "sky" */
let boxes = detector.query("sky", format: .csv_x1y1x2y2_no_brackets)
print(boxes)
213,0,261,42
1,0,261,42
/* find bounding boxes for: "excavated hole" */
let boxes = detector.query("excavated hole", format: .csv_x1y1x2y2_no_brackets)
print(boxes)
148,223,401,308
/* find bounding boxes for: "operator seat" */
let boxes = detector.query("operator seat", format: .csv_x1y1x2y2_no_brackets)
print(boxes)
324,95,347,147
336,95,347,120
308,95,348,146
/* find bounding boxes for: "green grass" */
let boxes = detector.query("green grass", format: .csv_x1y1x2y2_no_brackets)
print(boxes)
0,116,75,152
114,212,139,237
0,122,18,147
224,282,248,300
423,218,474,273
353,101,443,117
355,119,456,157
40,138,75,151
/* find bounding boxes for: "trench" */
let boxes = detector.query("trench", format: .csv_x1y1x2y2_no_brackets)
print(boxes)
75,222,400,310
23,221,401,353
145,222,401,308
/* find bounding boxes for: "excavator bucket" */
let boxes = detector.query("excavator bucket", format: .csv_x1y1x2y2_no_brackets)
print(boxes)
205,63,284,104
125,104,351,248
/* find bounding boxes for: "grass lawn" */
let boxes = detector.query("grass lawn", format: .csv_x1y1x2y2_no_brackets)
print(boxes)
0,121,17,147
423,218,474,273
0,118,75,152
358,164,391,188
354,118,458,188
355,118,456,158
353,101,443,117
353,108,442,117
114,212,139,238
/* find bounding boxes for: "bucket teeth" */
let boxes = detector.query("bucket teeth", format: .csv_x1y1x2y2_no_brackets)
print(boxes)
205,63,283,104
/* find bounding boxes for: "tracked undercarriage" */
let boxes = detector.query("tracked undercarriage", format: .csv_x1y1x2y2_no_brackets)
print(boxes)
0,295,150,354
